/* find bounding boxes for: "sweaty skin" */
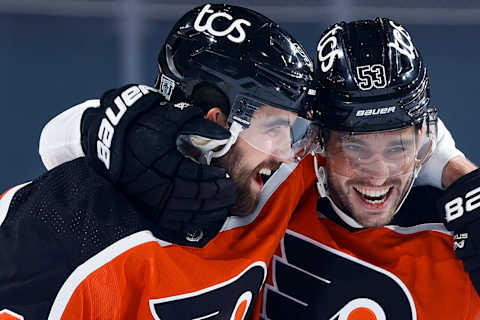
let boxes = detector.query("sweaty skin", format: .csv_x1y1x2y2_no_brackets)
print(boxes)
442,156,478,187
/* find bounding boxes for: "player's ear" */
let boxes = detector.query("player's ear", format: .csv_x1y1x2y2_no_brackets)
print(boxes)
205,107,228,128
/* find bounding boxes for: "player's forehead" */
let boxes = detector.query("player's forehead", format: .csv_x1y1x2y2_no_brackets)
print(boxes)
252,105,296,123
329,126,415,144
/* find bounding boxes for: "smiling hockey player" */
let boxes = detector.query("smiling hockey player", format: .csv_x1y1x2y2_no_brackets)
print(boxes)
260,18,480,319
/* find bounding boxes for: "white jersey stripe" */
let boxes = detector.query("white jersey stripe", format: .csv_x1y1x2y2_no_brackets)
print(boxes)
386,223,452,236
220,161,298,232
48,230,170,319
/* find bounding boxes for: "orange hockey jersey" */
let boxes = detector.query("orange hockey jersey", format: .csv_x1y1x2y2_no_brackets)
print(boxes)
2,155,479,319
0,156,312,320
258,158,480,320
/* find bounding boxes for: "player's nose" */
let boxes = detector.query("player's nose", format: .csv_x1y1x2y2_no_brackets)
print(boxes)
359,154,392,184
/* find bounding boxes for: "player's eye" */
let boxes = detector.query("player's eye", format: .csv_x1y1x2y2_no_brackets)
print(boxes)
343,144,364,153
387,146,406,153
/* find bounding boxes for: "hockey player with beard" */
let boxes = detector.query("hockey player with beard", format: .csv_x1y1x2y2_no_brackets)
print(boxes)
12,11,477,320
260,18,480,319
0,4,320,319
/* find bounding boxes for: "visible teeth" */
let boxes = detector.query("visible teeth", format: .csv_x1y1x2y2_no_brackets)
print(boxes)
354,186,390,198
259,168,272,176
364,198,385,204
354,185,390,205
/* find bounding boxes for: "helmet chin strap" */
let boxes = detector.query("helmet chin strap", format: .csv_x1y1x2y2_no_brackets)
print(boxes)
313,155,363,229
177,121,244,166
313,154,422,228
392,163,421,216
199,121,244,165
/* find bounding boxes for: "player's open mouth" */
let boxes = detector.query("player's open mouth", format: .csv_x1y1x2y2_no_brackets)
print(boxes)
252,167,277,192
259,168,273,184
353,185,393,208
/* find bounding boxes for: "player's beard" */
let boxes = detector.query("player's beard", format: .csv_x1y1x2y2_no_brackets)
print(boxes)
228,166,260,217
327,172,414,228
214,144,278,217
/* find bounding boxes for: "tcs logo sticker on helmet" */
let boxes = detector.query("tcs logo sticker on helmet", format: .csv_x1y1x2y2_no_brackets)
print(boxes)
387,20,416,60
317,25,343,73
194,4,252,43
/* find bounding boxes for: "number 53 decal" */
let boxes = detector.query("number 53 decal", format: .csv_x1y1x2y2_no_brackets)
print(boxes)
356,64,387,90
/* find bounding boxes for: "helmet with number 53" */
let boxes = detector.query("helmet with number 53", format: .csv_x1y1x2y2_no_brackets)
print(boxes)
313,18,438,228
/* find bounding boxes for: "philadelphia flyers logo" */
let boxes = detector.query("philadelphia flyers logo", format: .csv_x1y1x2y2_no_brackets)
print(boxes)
150,262,266,320
261,230,416,320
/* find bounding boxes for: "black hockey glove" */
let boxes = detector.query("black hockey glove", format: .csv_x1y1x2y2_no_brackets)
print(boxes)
438,168,480,294
81,84,237,247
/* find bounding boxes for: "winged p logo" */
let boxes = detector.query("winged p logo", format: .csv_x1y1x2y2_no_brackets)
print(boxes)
261,230,416,319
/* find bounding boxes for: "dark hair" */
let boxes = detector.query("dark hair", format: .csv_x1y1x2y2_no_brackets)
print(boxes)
190,82,230,117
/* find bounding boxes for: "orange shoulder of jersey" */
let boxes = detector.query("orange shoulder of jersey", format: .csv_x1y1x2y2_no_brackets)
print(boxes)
49,156,318,320
260,183,480,320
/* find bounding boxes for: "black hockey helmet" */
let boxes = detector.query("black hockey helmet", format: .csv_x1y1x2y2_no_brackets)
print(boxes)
156,3,315,120
312,19,438,223
156,3,319,162
314,18,435,133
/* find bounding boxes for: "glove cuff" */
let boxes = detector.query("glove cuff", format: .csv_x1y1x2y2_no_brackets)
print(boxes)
82,85,164,183
441,168,480,231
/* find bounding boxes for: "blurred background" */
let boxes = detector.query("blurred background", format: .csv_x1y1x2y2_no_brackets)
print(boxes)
0,0,479,191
